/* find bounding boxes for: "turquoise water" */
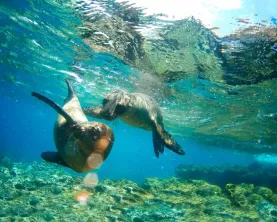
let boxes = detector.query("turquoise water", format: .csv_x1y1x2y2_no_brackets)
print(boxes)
1,0,277,221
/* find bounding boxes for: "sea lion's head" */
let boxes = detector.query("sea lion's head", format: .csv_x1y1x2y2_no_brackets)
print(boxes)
70,122,114,172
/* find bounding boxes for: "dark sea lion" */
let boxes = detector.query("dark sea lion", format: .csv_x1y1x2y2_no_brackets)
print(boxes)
83,90,185,157
32,79,114,173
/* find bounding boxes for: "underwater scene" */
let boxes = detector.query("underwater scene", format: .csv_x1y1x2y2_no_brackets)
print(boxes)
1,0,277,221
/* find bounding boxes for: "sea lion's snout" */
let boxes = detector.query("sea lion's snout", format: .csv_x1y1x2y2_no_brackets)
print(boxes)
74,123,114,150
82,133,114,172
74,123,114,172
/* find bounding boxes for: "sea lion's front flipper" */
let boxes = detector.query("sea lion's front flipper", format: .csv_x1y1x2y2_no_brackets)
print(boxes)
41,152,69,168
101,99,118,120
32,92,75,124
84,99,118,121
152,129,164,158
83,106,105,119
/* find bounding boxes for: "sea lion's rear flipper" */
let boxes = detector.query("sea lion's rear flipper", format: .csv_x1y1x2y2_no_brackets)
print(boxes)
162,129,185,155
41,152,69,168
152,121,185,156
32,92,75,124
152,129,164,158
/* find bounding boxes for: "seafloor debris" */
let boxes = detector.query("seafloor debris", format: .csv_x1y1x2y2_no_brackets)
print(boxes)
0,158,277,221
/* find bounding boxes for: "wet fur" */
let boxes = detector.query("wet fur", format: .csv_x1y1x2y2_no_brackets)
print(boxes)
83,90,185,157
32,79,114,172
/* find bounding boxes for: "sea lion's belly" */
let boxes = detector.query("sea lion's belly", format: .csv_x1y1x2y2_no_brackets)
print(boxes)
54,122,114,173
60,138,86,172
53,97,88,170
52,124,93,173
118,108,153,131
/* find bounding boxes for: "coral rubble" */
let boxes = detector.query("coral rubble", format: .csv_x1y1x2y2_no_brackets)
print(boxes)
1,159,277,221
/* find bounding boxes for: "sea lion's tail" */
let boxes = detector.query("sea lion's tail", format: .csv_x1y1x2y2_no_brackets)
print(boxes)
153,125,185,157
32,92,75,124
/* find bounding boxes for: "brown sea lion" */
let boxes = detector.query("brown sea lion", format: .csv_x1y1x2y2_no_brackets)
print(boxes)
83,90,185,157
32,79,114,173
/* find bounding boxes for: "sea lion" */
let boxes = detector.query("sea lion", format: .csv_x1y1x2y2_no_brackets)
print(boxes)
32,79,114,173
83,90,185,157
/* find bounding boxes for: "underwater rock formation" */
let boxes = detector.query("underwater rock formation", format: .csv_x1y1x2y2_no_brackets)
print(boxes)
73,1,224,83
141,18,224,83
73,0,145,65
73,1,277,88
1,158,277,221
176,162,277,190
218,25,277,85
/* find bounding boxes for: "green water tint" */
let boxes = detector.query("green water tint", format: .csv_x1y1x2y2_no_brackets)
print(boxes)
1,159,277,221
1,0,277,155
72,0,277,155
72,2,277,153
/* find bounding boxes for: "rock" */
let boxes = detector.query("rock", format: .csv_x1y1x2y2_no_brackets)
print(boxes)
141,18,224,83
254,187,273,199
257,201,277,221
219,25,277,85
176,163,277,190
74,0,145,65
29,196,40,206
0,156,13,169
1,155,276,221
14,183,25,190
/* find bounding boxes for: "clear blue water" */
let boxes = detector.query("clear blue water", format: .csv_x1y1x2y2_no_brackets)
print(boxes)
0,79,253,184
0,0,256,185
